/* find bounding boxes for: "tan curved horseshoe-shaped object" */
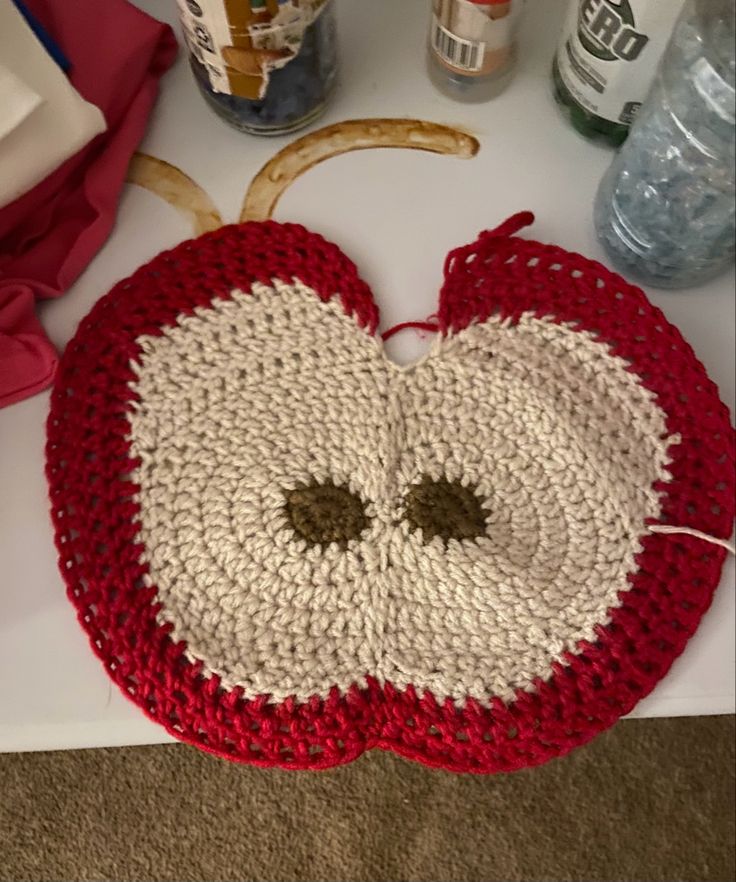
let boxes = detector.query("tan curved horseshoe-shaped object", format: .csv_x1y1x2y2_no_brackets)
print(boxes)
125,120,479,233
240,119,481,222
126,153,223,235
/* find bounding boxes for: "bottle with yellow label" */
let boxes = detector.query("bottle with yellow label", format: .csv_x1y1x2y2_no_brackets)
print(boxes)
427,0,526,102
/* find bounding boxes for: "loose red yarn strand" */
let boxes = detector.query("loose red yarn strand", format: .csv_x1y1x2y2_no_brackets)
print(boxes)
381,320,440,342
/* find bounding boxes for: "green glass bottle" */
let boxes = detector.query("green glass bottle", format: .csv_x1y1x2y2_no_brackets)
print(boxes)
553,0,685,147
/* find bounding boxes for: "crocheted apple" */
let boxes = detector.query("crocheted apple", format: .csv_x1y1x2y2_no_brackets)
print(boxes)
47,213,734,772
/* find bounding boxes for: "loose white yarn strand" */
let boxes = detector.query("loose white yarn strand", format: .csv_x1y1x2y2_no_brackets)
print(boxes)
649,525,736,557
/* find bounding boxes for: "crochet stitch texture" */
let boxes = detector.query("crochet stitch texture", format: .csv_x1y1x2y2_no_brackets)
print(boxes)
46,215,735,772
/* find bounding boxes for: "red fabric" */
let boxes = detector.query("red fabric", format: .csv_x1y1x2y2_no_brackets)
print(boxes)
46,218,735,773
0,284,57,408
0,0,177,407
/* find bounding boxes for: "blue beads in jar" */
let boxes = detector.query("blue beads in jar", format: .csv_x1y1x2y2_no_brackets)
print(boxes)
178,0,338,136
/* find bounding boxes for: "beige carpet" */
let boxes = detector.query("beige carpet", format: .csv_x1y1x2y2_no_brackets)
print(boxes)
1,715,734,882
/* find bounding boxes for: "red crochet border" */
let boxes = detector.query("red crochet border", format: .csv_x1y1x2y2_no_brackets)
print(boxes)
46,217,735,773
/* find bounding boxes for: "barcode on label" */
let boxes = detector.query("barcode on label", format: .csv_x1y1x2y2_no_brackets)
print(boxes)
432,16,484,72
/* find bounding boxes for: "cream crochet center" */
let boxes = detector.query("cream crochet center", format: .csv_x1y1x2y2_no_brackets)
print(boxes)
128,280,675,705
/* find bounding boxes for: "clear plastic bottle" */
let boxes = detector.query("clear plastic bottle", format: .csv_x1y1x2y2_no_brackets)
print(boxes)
594,0,735,288
427,0,525,102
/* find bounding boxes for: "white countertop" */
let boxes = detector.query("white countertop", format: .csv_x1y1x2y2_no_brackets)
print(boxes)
1,0,734,753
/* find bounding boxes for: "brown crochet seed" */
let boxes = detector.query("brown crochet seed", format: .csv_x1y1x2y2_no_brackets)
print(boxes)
405,477,488,544
284,480,370,548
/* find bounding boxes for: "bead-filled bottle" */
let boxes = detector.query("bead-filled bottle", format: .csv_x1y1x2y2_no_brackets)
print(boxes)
594,0,735,287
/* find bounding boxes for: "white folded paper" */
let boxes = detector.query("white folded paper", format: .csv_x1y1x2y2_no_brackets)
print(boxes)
0,62,43,141
0,2,106,209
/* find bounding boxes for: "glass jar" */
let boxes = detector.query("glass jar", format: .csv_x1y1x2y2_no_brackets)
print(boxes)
427,0,526,103
594,0,735,288
177,0,338,136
